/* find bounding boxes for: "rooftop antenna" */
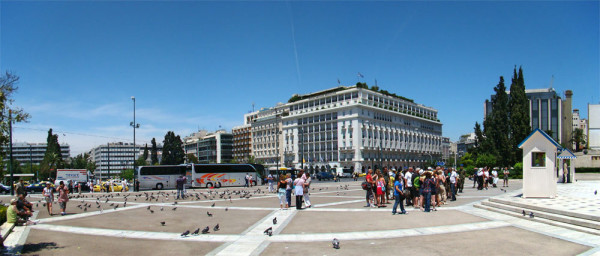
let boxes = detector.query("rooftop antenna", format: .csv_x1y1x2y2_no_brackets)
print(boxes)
252,102,255,112
549,75,554,90
375,79,378,86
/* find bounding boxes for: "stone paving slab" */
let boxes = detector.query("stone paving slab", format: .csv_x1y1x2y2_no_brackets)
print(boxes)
280,210,487,234
48,207,271,234
21,229,223,255
262,226,591,256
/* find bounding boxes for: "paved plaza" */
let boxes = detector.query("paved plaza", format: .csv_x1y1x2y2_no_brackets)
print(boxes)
1,175,599,255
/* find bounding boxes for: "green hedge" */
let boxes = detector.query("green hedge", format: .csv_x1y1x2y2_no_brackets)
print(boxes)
0,205,7,225
575,167,600,173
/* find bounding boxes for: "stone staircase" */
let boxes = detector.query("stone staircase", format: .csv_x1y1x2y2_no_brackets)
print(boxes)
474,197,600,236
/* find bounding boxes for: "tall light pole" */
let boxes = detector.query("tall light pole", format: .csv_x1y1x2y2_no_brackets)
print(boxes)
130,96,140,192
9,110,14,196
299,128,304,170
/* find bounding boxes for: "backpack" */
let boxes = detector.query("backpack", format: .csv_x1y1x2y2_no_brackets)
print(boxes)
413,176,421,188
361,181,372,190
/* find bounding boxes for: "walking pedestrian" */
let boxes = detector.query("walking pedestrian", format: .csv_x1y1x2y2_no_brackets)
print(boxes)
245,173,249,188
15,179,26,197
42,182,54,216
267,173,274,193
392,171,406,215
458,166,466,193
57,181,69,216
404,168,413,206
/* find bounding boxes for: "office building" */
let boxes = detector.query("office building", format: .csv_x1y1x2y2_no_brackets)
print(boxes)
3,142,70,166
184,130,233,164
90,142,139,177
588,104,600,150
484,88,573,145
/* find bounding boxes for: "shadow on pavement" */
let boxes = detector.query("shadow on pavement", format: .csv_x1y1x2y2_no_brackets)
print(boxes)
20,242,63,254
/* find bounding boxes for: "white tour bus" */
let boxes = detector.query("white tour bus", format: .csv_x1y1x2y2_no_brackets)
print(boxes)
136,164,263,190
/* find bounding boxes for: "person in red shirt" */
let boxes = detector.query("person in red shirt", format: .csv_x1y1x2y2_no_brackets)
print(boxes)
365,169,375,207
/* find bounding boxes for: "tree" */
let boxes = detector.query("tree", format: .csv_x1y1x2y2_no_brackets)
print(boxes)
40,129,63,177
119,169,134,180
136,156,147,166
151,138,159,165
475,153,497,168
0,72,30,159
161,131,185,165
186,153,199,164
509,66,530,164
487,76,511,167
571,128,586,151
143,144,149,162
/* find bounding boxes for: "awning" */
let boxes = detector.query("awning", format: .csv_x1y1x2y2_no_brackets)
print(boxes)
557,149,577,159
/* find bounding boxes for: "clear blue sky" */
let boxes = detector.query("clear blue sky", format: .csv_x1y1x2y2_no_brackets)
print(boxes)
1,1,598,155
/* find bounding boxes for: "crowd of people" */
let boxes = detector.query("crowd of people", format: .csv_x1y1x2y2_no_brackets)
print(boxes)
363,166,466,214
471,167,510,190
276,170,312,210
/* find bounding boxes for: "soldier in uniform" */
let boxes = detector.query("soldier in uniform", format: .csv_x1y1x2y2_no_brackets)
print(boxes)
458,165,466,193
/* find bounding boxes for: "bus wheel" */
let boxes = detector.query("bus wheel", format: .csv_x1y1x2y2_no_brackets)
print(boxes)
156,183,164,190
215,182,221,188
206,182,213,189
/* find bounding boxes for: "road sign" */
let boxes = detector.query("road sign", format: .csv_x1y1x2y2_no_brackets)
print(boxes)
436,162,445,166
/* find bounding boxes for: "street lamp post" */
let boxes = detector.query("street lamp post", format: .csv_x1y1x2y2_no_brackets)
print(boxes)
299,128,304,170
9,110,14,196
131,96,140,192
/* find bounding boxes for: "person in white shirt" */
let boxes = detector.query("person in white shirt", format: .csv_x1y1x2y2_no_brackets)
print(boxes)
404,168,413,206
293,176,304,210
121,179,127,192
491,169,499,188
267,173,274,193
449,169,458,201
477,168,484,190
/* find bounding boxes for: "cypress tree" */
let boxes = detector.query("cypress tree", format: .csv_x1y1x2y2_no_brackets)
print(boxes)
161,131,185,165
489,76,510,167
151,138,159,165
509,66,530,164
143,144,149,161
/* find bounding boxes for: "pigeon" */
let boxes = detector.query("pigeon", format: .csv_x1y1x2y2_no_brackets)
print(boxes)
160,207,164,211
150,210,154,214
191,228,200,235
225,207,228,212
214,224,220,231
522,210,526,216
202,226,210,234
172,207,177,211
114,206,118,210
181,230,190,237
207,211,213,217
273,217,277,225
147,206,151,210
160,221,165,226
332,238,340,249
84,207,88,212
529,212,534,218
595,190,597,195
264,227,273,236
211,203,215,207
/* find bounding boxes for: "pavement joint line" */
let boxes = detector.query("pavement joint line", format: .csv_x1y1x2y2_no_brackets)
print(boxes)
30,223,240,242
210,209,298,256
579,246,600,256
38,204,148,224
312,199,366,208
267,220,510,242
462,204,600,248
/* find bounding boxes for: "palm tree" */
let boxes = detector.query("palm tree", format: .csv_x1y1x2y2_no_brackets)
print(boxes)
571,128,586,151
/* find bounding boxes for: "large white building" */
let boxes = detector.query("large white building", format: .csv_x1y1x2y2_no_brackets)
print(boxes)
588,104,600,150
246,85,443,173
183,130,233,164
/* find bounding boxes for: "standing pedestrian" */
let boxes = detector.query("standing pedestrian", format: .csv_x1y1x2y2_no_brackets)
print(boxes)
57,181,69,216
376,171,386,208
294,175,304,210
449,168,458,201
404,168,413,206
277,175,287,209
285,173,293,208
491,168,499,188
15,179,26,197
422,171,434,212
303,173,312,208
458,166,466,193
503,167,510,187
175,175,185,200
121,179,127,192
249,174,254,187
364,169,374,207
244,173,249,188
477,168,484,190
42,182,54,216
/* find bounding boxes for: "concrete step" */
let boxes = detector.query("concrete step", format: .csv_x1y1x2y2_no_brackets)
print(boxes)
489,197,599,222
474,203,600,236
481,200,600,230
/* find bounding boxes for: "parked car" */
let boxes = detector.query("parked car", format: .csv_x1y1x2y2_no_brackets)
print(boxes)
316,171,334,181
93,181,129,192
26,182,55,193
